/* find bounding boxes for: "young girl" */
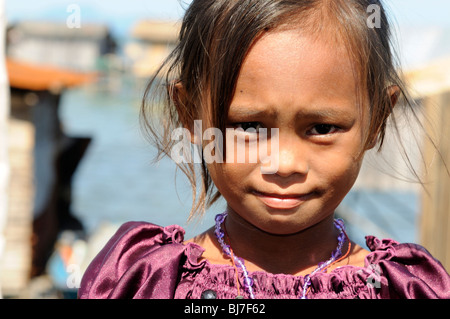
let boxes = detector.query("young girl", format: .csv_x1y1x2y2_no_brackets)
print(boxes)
79,0,450,299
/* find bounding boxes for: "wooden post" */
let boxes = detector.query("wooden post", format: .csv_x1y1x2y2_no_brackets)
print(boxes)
421,91,450,271
0,0,10,298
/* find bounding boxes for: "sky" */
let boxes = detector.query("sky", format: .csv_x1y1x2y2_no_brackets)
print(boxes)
387,0,450,27
4,0,193,37
5,0,450,34
4,0,450,68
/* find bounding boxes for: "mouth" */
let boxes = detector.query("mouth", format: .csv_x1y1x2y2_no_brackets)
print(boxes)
253,190,315,210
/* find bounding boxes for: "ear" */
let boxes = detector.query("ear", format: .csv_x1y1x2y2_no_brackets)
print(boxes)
366,131,380,151
170,81,187,114
387,85,401,107
170,81,201,145
366,85,401,150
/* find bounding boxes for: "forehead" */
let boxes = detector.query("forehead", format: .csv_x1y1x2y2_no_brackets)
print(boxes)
232,27,362,111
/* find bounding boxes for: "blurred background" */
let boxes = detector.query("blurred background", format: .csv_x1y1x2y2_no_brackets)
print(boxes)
0,0,449,298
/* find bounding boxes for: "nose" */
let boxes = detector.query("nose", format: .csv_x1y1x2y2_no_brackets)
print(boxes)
275,136,310,177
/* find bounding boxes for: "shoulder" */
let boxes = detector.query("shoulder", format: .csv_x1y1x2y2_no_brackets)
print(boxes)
364,236,450,299
78,221,204,299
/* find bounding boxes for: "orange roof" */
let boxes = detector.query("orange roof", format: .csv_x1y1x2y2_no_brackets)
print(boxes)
6,58,96,91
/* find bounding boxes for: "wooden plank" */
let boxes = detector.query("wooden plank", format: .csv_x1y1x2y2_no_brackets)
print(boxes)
0,118,34,296
420,92,450,271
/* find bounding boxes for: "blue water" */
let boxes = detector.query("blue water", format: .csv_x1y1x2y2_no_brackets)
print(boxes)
59,79,419,247
59,79,220,239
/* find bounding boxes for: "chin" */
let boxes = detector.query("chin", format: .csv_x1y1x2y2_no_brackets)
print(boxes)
257,204,335,236
251,211,310,235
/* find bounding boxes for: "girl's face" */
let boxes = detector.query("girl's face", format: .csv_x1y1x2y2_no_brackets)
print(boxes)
207,28,370,235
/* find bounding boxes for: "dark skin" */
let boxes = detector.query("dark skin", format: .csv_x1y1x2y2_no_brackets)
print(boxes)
183,27,398,277
186,209,369,276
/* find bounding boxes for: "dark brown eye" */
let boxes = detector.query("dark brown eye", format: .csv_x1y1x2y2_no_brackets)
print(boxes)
309,124,339,135
236,122,263,132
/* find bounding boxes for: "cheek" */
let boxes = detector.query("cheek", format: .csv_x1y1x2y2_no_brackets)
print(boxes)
208,163,256,195
310,155,362,217
312,144,364,187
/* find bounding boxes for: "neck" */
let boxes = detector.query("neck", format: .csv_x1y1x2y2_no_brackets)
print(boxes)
221,208,341,276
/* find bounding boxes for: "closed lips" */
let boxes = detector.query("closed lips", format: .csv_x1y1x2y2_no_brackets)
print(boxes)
253,191,314,209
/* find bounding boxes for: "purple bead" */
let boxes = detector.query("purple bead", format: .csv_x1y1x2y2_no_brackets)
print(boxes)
331,250,341,260
222,245,231,255
235,257,245,266
215,214,225,223
215,230,224,239
244,277,254,288
334,219,344,229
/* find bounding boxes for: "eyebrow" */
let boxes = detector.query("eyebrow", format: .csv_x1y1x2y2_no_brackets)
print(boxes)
228,106,355,121
228,107,276,118
295,108,355,121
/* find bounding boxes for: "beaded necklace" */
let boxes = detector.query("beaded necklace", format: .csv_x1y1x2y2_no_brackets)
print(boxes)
214,211,350,299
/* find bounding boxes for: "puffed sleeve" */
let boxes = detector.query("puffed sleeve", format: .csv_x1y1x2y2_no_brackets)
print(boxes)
365,236,450,299
78,221,188,299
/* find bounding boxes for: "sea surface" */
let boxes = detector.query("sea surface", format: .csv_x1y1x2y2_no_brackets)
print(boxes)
59,78,220,240
58,77,419,247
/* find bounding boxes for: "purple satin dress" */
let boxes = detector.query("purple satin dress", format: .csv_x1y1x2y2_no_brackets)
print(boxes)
78,222,450,299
